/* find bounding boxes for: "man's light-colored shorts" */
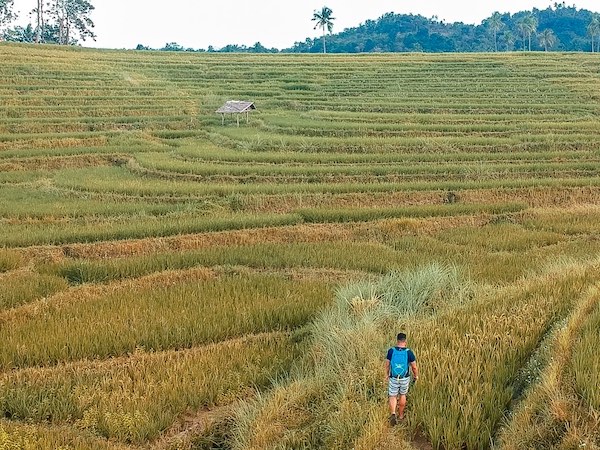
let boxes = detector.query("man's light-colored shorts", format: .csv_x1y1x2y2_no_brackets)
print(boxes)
388,376,410,396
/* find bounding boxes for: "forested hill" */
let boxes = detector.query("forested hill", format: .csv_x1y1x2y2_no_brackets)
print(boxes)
286,5,598,53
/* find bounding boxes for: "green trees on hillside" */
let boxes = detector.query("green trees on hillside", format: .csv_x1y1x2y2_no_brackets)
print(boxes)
287,5,600,53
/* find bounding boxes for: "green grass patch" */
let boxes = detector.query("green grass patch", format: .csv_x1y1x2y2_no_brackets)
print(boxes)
0,272,68,310
0,213,301,247
435,223,566,252
42,242,400,284
0,420,127,450
297,202,526,223
0,274,330,369
0,185,203,219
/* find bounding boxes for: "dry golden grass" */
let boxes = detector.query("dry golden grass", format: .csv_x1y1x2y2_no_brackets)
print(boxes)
0,266,216,322
0,136,108,151
0,332,298,445
0,154,116,172
237,187,600,214
0,270,330,370
26,216,489,261
2,46,600,448
406,261,600,449
0,420,131,450
0,249,22,272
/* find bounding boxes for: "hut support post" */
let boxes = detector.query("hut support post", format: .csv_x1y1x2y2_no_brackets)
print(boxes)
221,114,224,125
237,114,240,127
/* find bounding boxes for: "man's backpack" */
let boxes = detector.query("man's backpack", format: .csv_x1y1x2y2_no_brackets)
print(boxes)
390,347,409,378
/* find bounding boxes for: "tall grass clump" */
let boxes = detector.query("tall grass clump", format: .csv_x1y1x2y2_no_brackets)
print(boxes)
0,249,22,272
232,263,469,449
327,263,468,326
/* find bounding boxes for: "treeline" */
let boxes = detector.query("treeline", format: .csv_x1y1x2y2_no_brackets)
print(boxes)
289,4,600,53
2,1,599,52
135,41,279,53
138,3,600,54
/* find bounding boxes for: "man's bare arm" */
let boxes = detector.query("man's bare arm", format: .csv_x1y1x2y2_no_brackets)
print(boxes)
410,361,419,381
385,360,390,382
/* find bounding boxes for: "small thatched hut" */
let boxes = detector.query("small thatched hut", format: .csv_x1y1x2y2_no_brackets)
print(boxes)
216,101,256,126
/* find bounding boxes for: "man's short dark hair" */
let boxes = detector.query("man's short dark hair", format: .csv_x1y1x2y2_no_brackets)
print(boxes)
397,332,407,341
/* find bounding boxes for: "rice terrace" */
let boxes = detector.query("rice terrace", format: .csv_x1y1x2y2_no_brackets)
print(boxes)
1,43,600,450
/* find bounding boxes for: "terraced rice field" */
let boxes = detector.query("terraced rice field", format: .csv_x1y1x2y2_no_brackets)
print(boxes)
0,43,599,449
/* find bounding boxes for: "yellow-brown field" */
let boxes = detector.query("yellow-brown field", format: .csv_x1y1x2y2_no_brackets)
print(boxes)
0,43,599,449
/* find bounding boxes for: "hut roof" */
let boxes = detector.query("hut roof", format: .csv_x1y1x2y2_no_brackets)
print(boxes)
216,101,256,114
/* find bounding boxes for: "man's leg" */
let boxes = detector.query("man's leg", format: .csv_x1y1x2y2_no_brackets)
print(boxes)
389,395,397,416
398,394,407,419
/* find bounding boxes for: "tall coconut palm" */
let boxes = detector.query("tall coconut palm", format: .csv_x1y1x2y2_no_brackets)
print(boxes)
538,28,556,51
312,6,335,54
588,14,600,52
524,13,538,51
487,12,503,52
516,18,528,50
504,31,516,51
516,14,538,51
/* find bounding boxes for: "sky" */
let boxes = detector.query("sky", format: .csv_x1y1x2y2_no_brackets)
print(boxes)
8,0,600,50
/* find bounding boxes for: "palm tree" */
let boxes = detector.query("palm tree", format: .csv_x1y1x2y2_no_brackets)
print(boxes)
312,6,335,54
517,14,538,51
516,18,528,50
504,31,516,51
588,14,600,52
524,14,538,51
538,29,556,51
487,12,503,52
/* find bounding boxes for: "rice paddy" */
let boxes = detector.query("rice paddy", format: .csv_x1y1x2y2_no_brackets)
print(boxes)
1,43,599,449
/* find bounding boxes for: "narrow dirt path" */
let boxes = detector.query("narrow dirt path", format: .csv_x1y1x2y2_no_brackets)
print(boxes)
150,404,234,450
376,422,435,450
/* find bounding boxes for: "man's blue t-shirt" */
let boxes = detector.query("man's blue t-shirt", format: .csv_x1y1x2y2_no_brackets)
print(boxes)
386,347,416,377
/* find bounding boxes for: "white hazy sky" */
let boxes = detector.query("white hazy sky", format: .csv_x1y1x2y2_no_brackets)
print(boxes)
9,1,600,50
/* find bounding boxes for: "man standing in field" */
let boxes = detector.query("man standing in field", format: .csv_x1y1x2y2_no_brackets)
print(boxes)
385,332,418,425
